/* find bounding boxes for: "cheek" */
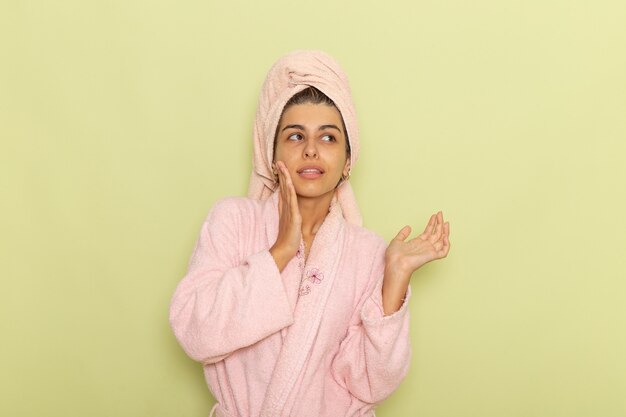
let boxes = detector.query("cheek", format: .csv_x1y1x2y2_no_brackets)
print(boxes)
275,155,297,173
273,146,287,165
334,153,349,172
274,141,294,160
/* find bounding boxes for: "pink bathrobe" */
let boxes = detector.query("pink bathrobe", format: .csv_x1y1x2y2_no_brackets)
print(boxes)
169,191,412,417
169,50,411,416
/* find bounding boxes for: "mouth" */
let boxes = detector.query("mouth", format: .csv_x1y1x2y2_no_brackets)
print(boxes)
296,166,324,179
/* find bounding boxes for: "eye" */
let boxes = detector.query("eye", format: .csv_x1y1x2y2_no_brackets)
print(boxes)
288,133,303,141
321,134,336,142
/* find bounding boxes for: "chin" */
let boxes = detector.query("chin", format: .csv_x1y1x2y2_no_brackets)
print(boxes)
294,186,336,200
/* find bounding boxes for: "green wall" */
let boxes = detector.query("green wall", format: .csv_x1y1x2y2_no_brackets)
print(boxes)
1,0,625,416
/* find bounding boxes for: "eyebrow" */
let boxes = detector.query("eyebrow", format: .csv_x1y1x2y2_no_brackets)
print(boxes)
281,124,343,134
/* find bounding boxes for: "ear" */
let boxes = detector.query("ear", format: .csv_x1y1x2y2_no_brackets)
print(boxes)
343,158,351,177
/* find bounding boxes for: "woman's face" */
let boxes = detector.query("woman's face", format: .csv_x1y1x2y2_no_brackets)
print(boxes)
274,103,350,201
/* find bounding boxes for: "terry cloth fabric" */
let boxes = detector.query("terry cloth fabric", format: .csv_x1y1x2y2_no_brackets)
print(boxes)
247,49,363,227
169,192,412,417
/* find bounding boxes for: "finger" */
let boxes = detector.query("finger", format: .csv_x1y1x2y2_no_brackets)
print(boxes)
423,212,438,240
279,167,292,222
440,234,450,257
278,162,299,219
274,162,284,215
278,162,290,205
432,222,449,248
431,211,443,242
282,163,294,189
276,161,285,192
279,161,293,184
288,181,300,219
393,225,412,242
280,163,295,200
421,214,436,236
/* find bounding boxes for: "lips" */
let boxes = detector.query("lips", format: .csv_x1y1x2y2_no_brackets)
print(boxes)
297,165,324,179
297,166,324,174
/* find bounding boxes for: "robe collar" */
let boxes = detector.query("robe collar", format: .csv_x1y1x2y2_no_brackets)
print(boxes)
260,189,347,415
264,189,345,261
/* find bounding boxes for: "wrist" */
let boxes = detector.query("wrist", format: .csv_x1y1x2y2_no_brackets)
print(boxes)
383,263,411,284
382,267,410,316
269,244,295,272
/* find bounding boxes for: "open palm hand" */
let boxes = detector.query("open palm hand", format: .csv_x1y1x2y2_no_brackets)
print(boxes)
385,211,450,279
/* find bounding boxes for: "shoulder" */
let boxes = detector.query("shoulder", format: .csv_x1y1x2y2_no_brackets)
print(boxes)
204,196,267,226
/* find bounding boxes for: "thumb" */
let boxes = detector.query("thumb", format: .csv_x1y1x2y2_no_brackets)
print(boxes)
393,225,412,242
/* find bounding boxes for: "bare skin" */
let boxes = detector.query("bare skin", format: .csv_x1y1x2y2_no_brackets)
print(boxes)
269,160,306,271
269,103,451,315
382,211,450,314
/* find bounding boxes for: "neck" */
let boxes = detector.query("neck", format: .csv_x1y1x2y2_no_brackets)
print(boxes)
297,191,335,238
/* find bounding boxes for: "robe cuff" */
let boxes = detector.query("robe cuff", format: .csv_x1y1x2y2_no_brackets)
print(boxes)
245,249,295,325
359,280,412,382
361,281,412,324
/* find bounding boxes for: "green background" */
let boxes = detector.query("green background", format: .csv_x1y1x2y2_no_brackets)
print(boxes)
1,0,625,416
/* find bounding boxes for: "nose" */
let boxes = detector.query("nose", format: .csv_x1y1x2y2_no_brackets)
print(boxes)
303,138,318,159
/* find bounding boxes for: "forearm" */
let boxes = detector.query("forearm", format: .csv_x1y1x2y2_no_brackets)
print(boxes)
382,267,410,316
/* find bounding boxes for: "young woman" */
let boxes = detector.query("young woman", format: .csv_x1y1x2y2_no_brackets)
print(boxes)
169,50,450,417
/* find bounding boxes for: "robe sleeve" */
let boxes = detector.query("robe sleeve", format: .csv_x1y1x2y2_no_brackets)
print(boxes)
330,240,412,404
168,198,294,365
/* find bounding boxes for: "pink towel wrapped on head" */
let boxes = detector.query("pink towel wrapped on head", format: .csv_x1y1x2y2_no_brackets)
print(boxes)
248,49,363,226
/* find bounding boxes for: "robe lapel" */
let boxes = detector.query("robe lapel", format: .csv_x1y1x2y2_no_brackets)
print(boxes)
260,192,346,416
